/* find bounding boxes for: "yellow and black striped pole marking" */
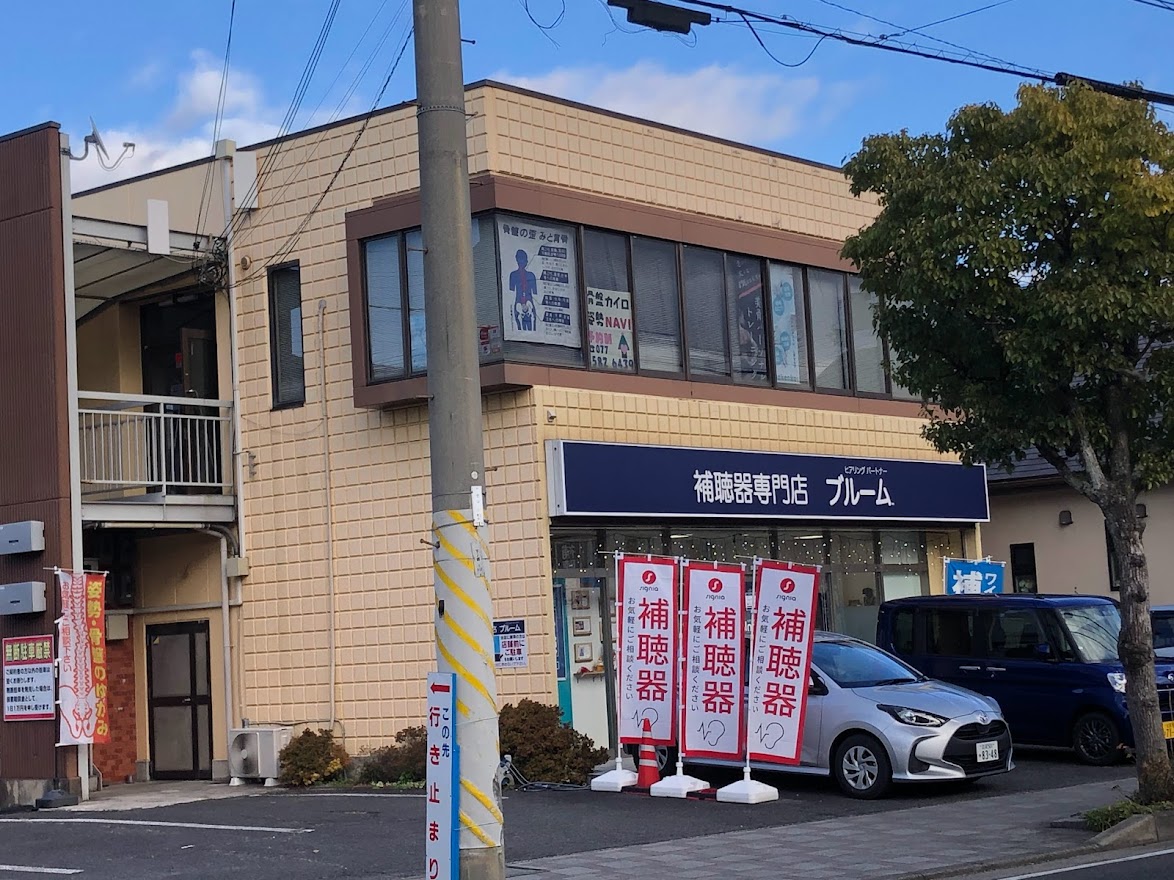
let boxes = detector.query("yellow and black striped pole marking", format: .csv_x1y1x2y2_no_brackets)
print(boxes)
433,508,503,853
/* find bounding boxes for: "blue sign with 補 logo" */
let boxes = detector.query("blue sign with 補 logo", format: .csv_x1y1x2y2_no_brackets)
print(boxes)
945,559,1006,594
546,441,990,522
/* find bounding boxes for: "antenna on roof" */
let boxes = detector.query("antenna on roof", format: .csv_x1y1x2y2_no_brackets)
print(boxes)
65,117,135,170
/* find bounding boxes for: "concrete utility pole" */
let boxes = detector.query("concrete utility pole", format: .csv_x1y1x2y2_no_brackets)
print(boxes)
412,2,505,879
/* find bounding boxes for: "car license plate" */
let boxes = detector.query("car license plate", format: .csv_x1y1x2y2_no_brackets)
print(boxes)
977,741,999,763
1164,721,1174,740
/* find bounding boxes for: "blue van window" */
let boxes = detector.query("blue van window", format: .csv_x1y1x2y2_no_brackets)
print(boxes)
1058,605,1121,663
892,608,915,654
925,608,974,657
984,610,1046,660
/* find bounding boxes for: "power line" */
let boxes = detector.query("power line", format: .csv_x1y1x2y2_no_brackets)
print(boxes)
1130,0,1174,11
662,0,1174,105
234,26,415,288
221,0,342,243
195,0,236,239
235,2,411,241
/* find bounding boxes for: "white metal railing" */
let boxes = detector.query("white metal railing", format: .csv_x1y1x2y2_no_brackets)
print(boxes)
78,392,233,497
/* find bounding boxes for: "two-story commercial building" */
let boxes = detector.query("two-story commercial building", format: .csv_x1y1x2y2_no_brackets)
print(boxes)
0,81,990,805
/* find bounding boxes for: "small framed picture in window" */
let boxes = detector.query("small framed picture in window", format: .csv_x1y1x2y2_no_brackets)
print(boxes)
574,642,593,663
570,589,591,610
572,616,591,636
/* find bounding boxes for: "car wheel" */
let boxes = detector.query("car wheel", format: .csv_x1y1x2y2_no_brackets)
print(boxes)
833,733,893,799
1072,712,1123,766
625,744,677,772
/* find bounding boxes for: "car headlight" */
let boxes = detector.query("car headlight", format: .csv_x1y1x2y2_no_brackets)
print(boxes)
1107,672,1127,694
879,705,948,727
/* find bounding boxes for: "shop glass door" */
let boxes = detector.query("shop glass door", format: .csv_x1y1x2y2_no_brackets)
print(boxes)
146,621,212,780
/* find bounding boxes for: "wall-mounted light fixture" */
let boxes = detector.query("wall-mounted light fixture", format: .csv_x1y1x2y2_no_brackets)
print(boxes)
1059,510,1074,527
1137,503,1148,519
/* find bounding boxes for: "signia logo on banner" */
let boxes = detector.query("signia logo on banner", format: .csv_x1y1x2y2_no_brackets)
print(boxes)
746,560,820,766
616,554,679,746
680,561,746,762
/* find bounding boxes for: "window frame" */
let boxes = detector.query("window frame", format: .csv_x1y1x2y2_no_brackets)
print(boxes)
361,231,412,384
268,261,306,410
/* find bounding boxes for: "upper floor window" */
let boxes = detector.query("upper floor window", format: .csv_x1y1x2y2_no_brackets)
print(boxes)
269,264,305,408
357,210,912,402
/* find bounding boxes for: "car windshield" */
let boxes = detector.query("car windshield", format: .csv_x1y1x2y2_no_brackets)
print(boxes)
812,640,924,688
1153,613,1174,651
1058,604,1121,663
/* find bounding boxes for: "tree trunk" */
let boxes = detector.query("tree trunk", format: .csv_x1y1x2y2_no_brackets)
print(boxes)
1106,500,1174,803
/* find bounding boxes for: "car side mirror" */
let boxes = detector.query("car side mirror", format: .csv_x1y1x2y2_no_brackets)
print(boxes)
1035,643,1053,660
808,677,827,696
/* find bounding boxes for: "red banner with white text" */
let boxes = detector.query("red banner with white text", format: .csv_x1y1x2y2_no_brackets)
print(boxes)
57,570,109,745
616,554,679,746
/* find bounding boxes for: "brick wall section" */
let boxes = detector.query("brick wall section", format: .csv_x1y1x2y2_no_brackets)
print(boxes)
91,636,136,784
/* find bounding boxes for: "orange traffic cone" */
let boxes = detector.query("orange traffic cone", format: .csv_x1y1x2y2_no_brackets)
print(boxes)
635,718,661,789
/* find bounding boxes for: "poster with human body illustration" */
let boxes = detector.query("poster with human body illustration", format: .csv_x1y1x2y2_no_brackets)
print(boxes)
499,216,581,348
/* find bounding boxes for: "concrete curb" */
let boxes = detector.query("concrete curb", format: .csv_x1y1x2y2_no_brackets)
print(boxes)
1090,809,1174,848
892,844,1103,880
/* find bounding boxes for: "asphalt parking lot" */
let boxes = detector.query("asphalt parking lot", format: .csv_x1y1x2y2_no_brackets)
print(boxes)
0,752,1135,880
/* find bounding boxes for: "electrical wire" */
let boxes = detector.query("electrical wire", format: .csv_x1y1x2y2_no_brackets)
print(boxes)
220,0,342,244
1130,0,1174,11
518,0,566,46
231,2,411,244
195,0,237,239
234,26,415,287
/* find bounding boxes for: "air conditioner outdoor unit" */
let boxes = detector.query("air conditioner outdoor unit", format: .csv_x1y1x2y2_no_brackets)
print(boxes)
228,727,290,787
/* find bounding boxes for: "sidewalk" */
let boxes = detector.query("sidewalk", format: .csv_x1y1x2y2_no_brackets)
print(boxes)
511,779,1132,880
63,780,260,812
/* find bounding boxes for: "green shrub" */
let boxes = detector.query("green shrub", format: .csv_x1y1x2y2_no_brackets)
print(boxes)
1085,798,1174,832
499,699,609,785
358,726,428,784
278,728,350,786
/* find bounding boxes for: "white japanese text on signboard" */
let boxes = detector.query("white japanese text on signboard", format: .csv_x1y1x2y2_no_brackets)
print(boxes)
681,562,745,761
747,560,820,766
3,636,55,722
425,673,458,880
493,619,528,669
616,554,678,745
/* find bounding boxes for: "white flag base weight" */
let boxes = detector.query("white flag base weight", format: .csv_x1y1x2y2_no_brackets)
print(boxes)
716,767,779,804
650,764,709,798
591,756,638,793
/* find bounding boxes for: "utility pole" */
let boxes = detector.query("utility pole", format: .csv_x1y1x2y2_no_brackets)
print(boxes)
412,2,505,879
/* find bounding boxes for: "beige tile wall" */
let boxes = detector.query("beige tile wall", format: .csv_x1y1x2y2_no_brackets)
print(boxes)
481,87,877,242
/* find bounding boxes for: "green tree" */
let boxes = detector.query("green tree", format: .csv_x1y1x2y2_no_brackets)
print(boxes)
843,82,1174,802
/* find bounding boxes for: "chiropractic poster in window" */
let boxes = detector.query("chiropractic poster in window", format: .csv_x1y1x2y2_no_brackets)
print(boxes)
499,216,581,348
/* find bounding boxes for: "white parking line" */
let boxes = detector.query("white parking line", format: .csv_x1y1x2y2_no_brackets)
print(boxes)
995,845,1174,879
0,866,82,875
0,818,311,834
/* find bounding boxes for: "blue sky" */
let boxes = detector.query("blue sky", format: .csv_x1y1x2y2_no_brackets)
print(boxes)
2,0,1169,190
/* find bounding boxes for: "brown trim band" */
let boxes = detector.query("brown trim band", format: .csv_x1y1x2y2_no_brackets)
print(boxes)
348,172,853,272
355,360,923,418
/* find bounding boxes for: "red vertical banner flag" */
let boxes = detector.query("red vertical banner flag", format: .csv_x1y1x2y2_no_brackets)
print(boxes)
616,554,679,746
747,560,820,765
56,570,109,745
680,561,745,761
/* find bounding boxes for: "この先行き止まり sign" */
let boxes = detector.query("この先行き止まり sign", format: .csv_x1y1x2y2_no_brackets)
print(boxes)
425,673,458,880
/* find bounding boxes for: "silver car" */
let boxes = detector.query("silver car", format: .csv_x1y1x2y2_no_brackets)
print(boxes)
669,632,1014,799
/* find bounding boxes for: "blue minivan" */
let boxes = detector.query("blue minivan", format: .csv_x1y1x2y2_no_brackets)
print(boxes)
876,594,1174,765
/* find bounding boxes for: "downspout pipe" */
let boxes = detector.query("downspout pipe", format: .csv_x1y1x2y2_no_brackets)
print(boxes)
201,526,237,779
319,299,337,737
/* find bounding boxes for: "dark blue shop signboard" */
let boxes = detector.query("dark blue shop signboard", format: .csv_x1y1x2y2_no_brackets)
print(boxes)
546,441,989,522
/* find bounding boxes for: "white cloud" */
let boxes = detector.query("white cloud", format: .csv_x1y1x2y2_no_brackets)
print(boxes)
70,52,283,193
495,61,855,147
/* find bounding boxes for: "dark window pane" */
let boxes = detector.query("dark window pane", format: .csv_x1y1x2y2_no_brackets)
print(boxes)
683,246,729,377
809,269,849,390
892,608,915,654
632,236,682,373
1009,542,1038,593
406,230,426,374
850,277,886,393
365,235,405,381
924,609,975,657
726,255,768,385
583,229,635,372
768,263,809,386
269,265,305,406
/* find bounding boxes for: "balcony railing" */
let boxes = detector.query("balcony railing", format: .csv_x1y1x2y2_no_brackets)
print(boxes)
78,392,233,498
